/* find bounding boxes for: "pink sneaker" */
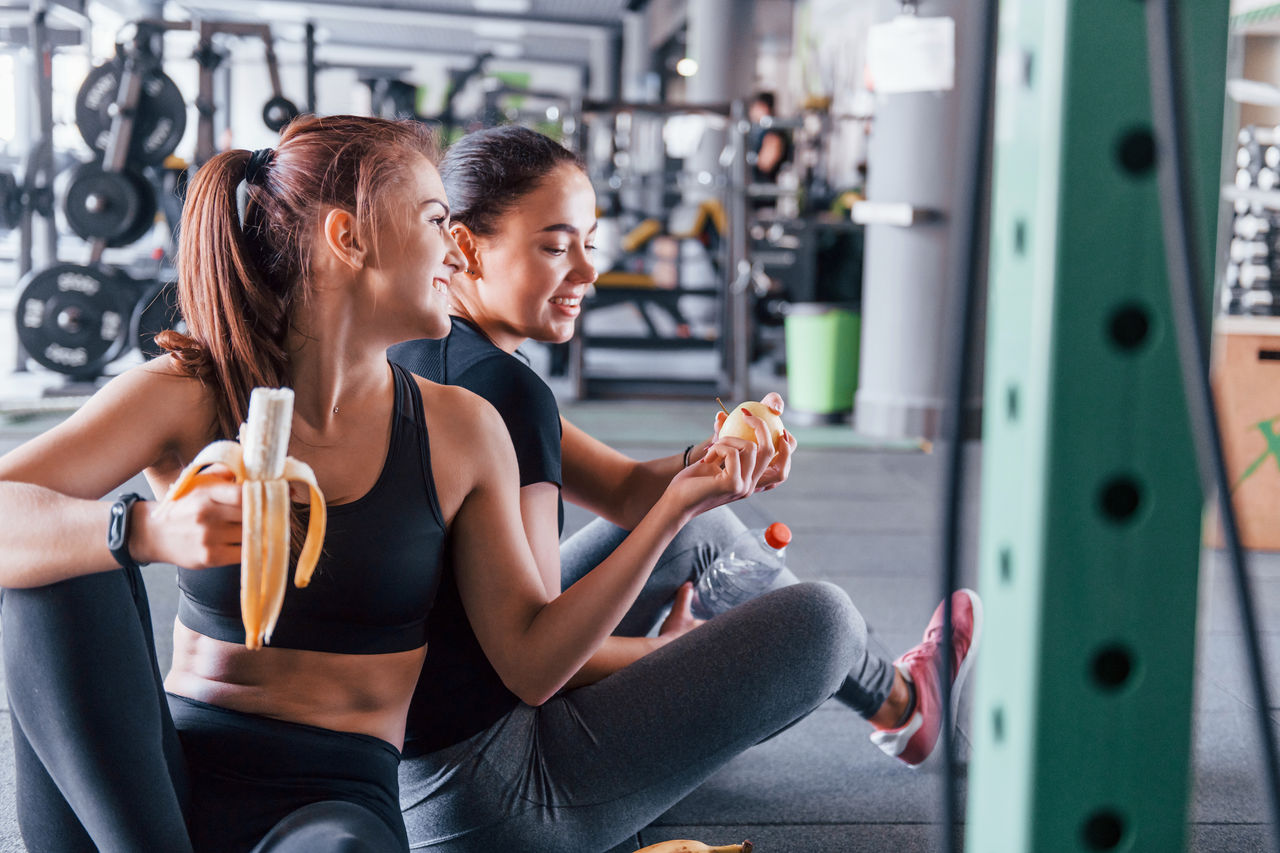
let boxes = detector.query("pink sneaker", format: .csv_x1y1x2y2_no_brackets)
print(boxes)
869,588,983,768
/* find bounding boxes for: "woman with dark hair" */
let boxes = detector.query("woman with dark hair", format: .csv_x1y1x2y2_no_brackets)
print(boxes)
389,125,981,852
0,115,776,853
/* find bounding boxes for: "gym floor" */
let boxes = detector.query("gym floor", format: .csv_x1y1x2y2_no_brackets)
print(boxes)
0,333,1273,851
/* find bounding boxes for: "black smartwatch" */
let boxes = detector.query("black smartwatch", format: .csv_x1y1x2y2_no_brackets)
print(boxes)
107,492,149,570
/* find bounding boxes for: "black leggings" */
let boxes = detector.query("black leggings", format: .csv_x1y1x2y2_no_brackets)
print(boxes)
2,565,407,853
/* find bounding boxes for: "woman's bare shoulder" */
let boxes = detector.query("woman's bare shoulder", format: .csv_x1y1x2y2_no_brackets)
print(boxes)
415,374,503,429
93,356,215,426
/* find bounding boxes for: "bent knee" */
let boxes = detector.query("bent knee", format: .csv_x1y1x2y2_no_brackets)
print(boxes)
764,581,865,689
253,801,403,853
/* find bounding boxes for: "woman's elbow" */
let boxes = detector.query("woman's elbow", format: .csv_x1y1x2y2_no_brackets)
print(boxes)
503,672,562,707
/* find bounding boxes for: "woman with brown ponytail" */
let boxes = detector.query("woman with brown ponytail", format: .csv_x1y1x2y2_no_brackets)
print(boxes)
0,115,776,852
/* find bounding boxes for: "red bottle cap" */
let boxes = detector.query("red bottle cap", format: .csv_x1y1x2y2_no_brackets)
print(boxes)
764,522,792,550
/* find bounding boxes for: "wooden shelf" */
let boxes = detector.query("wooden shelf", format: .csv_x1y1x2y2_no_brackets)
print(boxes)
1216,313,1280,335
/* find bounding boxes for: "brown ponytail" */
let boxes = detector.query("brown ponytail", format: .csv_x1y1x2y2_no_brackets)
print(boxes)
158,115,439,441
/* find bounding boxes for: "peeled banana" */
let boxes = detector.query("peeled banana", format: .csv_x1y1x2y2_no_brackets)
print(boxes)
632,841,753,853
165,387,326,649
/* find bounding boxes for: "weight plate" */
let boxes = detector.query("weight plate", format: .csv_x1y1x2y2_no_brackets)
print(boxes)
63,162,157,247
116,169,160,247
75,58,187,167
0,171,21,231
16,264,135,378
262,95,300,132
130,279,186,360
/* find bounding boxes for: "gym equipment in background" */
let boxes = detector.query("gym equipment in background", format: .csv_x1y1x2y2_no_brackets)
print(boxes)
14,263,145,380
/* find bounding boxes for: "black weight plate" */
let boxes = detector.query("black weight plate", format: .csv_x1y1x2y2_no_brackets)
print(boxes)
262,95,300,132
16,264,134,378
116,169,160,247
75,59,187,167
0,172,21,231
63,162,156,246
130,279,186,360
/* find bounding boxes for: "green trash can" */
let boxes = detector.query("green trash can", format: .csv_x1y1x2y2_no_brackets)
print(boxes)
783,303,860,424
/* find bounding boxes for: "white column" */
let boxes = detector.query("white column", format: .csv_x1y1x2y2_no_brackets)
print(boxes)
587,31,617,102
683,0,756,199
685,0,756,104
854,0,987,440
621,11,652,102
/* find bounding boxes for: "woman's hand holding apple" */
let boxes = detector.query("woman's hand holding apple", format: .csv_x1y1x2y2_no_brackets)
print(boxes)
710,392,796,493
664,427,773,521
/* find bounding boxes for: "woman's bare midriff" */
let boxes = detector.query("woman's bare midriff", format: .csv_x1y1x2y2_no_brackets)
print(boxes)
164,620,427,749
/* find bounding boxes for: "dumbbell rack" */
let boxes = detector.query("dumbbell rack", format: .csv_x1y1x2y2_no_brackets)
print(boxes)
1222,125,1280,316
8,13,298,389
10,19,186,385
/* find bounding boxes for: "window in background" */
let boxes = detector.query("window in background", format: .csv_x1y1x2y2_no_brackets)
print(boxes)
0,54,15,148
52,51,91,155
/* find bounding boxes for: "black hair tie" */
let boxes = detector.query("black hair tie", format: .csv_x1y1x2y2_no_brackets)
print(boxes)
245,148,273,186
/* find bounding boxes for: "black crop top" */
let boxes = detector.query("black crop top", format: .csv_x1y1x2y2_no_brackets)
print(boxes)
177,362,447,655
388,317,563,755
389,317,562,511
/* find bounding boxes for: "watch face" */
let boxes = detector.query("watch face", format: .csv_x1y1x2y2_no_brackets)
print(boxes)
108,500,128,550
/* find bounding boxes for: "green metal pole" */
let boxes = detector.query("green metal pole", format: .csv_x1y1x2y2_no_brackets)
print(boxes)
966,2,1228,851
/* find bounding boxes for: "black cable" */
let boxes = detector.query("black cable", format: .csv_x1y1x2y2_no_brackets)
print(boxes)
936,1,999,850
1144,1,1280,847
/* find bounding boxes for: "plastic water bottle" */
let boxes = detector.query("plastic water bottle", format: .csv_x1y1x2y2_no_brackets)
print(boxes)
691,522,792,619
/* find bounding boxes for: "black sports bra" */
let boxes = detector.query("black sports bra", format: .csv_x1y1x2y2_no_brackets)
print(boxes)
177,362,447,654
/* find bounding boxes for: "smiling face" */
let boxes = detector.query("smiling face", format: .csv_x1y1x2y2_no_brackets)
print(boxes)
463,164,598,352
370,156,465,341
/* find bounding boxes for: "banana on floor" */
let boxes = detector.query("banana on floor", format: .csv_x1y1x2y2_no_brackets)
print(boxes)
633,840,753,853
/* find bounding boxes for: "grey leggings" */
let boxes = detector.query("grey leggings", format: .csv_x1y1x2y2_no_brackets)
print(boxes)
561,507,896,714
398,508,895,853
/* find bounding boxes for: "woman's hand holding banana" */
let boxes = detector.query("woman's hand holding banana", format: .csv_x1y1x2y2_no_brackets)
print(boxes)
136,468,244,570
150,388,327,649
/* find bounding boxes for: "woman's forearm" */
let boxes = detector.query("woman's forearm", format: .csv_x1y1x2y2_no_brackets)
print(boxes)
613,455,681,530
0,482,122,587
565,635,667,689
614,439,712,530
560,417,712,531
505,494,691,704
